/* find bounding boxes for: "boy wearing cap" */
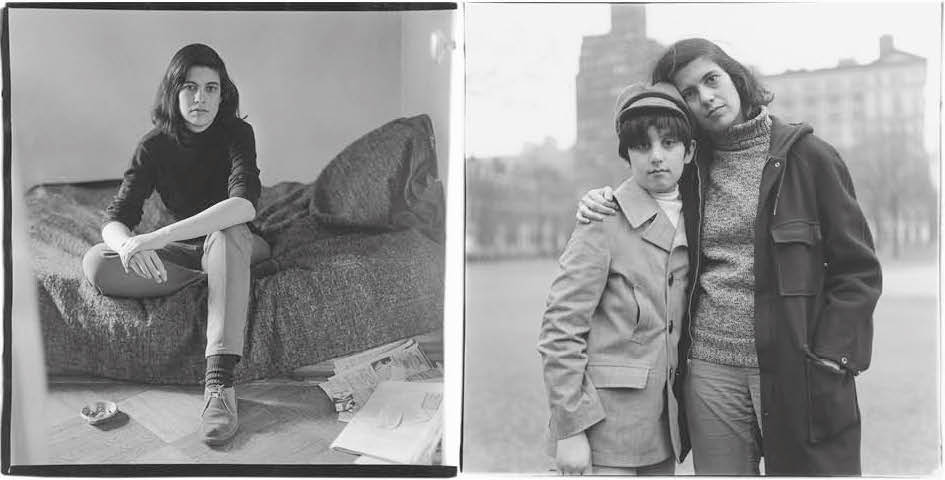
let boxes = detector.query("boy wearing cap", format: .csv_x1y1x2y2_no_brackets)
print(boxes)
538,82,695,475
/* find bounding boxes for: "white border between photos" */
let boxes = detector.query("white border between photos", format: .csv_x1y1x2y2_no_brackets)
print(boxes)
444,0,466,469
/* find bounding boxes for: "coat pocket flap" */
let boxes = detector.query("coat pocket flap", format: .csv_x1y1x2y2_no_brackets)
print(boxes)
771,221,821,245
587,363,650,388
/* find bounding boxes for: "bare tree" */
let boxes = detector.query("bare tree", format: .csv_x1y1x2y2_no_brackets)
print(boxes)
846,127,937,258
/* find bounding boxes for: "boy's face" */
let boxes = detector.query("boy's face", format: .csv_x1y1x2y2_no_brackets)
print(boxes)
626,126,694,194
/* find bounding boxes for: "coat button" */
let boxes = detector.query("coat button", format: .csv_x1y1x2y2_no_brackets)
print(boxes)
669,368,675,377
774,161,781,168
668,274,674,286
841,357,849,365
669,321,674,333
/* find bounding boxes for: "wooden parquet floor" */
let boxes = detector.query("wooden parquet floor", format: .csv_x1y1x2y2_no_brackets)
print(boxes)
45,331,442,464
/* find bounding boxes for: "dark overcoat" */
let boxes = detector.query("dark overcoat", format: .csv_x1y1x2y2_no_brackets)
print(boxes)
676,116,882,475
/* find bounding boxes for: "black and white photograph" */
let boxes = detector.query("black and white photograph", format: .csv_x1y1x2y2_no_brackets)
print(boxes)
464,2,941,476
5,0,945,477
7,4,456,470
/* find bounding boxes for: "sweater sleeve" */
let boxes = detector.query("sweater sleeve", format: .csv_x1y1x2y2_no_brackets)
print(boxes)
809,139,882,374
537,220,611,439
226,120,261,209
104,142,156,231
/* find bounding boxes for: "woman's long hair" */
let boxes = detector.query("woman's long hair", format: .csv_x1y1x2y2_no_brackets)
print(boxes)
151,43,240,143
652,38,773,120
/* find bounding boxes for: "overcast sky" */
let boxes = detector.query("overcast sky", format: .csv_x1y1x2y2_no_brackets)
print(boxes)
465,2,943,158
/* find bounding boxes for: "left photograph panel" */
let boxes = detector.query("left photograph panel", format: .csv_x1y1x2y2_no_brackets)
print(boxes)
7,5,454,470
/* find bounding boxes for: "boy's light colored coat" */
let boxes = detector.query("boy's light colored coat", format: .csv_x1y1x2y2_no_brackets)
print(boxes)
538,178,689,467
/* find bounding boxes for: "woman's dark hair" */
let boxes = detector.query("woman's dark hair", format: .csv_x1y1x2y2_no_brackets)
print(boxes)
617,108,693,163
652,38,773,119
152,43,240,142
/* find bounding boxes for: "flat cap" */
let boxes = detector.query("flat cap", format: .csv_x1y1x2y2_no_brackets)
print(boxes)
613,81,690,133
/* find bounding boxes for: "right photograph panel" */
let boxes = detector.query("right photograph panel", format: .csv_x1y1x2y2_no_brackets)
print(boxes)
464,2,941,475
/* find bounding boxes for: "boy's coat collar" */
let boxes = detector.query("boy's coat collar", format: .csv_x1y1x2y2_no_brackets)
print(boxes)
613,178,679,252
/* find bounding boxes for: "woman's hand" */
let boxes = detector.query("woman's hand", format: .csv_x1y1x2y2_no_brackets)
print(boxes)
119,230,170,263
576,186,618,224
813,356,845,374
117,231,170,282
125,250,167,284
556,431,592,475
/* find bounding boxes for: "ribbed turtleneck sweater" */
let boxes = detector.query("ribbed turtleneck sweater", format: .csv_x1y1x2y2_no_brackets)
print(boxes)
691,107,772,368
651,186,682,229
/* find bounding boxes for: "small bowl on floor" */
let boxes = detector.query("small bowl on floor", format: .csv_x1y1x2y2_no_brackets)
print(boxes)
80,401,119,425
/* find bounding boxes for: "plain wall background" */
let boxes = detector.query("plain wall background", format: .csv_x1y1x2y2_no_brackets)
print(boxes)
401,9,454,181
10,8,453,189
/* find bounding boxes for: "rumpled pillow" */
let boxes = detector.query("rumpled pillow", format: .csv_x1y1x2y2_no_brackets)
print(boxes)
253,114,445,246
309,114,445,243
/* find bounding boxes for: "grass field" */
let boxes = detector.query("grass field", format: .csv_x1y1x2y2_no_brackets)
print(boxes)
463,257,940,475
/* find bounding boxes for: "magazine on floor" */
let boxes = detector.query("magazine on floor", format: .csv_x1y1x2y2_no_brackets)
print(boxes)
319,338,440,421
330,380,443,465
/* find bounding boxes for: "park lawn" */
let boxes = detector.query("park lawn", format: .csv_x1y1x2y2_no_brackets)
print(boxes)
463,258,939,475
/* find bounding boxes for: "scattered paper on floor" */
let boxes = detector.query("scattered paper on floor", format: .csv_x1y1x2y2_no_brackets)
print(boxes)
319,338,440,422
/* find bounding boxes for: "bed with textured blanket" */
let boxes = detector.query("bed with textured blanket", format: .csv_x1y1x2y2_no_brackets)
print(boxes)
25,115,445,384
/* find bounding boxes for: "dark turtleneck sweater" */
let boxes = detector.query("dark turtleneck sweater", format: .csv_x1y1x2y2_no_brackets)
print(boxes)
104,117,261,232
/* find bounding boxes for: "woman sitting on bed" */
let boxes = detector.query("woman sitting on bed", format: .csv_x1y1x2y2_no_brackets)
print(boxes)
82,43,270,446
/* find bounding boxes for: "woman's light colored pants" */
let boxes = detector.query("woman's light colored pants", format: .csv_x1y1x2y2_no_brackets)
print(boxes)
82,224,271,358
684,358,764,475
592,457,675,475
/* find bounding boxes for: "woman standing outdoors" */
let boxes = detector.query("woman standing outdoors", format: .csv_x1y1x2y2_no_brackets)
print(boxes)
82,43,270,446
577,38,882,475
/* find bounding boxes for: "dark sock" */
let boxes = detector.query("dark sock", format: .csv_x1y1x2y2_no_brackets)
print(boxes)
205,354,240,388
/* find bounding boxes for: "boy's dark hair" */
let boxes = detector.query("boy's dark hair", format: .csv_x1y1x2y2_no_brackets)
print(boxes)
617,108,693,162
152,43,241,144
652,38,773,120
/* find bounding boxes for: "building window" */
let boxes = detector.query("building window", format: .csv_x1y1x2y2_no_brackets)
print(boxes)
892,71,904,86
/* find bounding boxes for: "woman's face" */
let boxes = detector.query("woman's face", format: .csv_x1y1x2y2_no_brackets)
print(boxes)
178,66,221,133
672,56,744,134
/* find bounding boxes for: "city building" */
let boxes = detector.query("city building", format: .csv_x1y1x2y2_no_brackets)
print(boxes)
465,153,576,260
574,4,665,191
572,5,935,256
765,35,934,254
765,35,926,154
